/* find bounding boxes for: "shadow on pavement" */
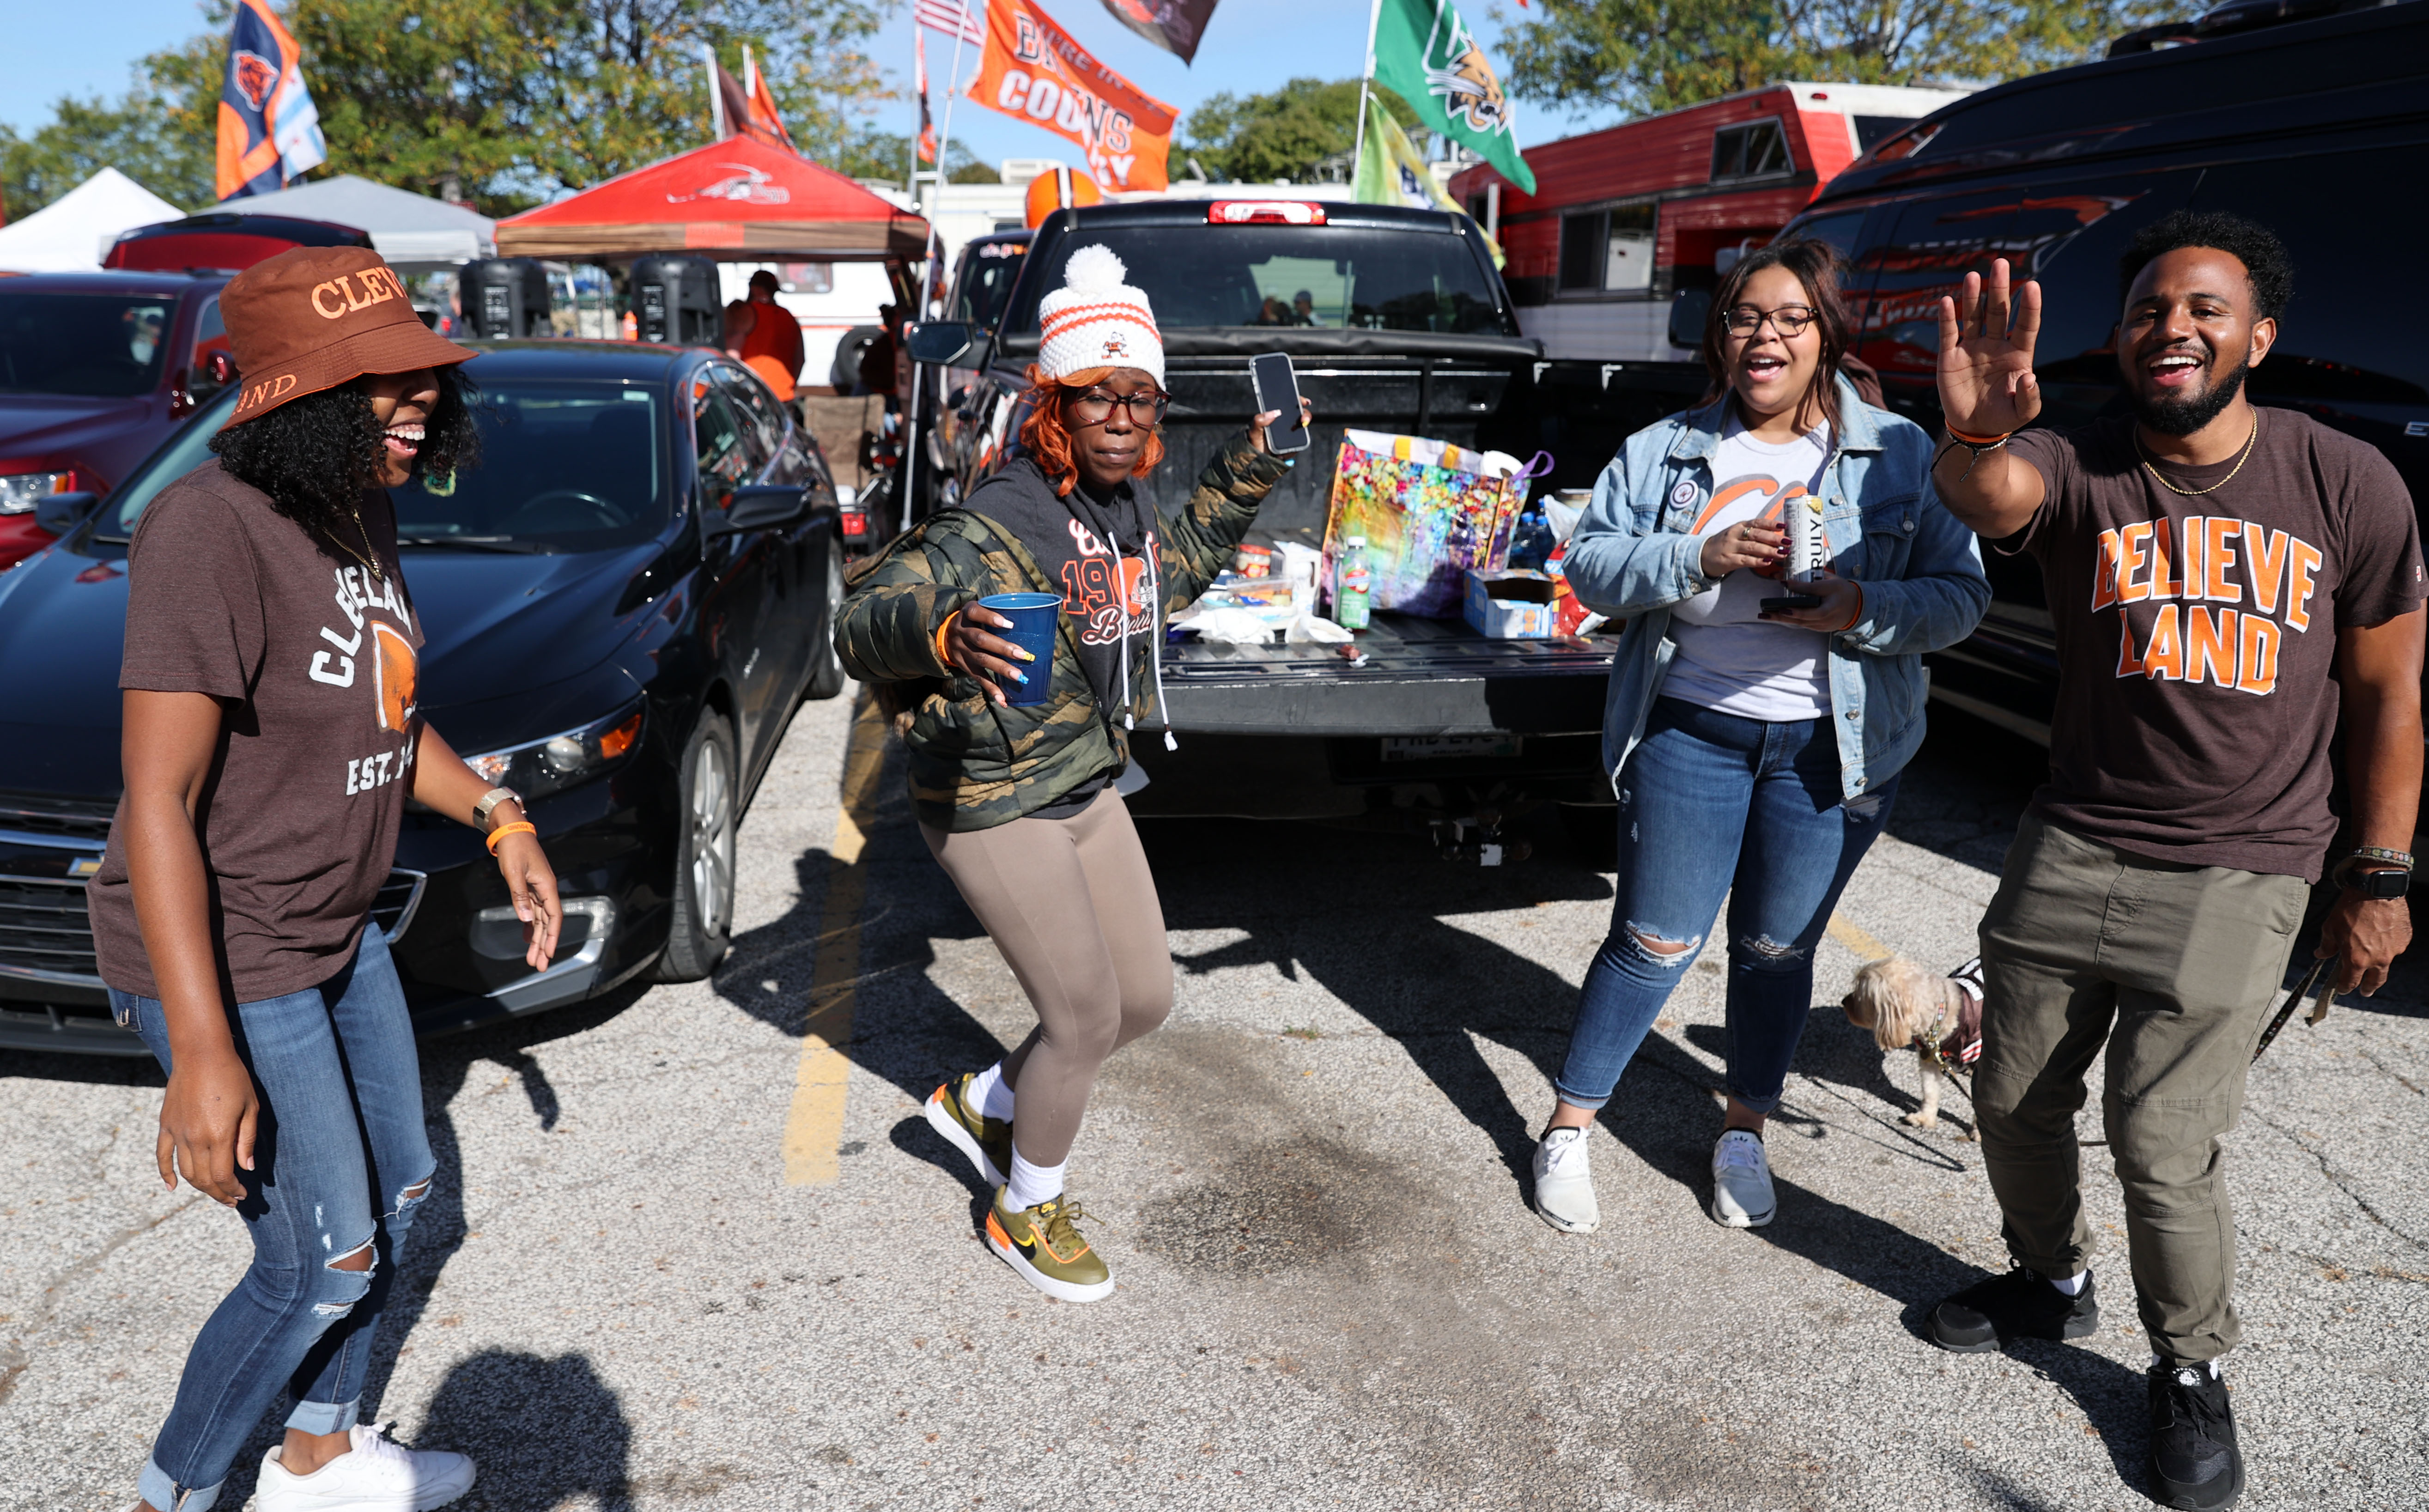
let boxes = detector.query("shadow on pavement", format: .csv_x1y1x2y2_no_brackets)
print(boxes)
422,1348,634,1511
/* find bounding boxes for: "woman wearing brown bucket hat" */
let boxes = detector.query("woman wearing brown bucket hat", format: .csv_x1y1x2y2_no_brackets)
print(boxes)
88,246,563,1512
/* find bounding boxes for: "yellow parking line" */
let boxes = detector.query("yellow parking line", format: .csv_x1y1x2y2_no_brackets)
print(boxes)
1827,912,1893,963
782,694,890,1186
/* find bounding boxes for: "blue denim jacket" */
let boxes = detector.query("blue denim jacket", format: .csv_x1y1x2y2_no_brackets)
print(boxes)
1563,376,1990,804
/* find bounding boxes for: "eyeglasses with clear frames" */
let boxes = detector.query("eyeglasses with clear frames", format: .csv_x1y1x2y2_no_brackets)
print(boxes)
1723,304,1817,338
1066,389,1171,425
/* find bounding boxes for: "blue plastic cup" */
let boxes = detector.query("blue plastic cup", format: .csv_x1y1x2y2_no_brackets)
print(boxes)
975,591,1062,706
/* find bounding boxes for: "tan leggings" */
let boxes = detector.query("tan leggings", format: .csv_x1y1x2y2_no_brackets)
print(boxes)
919,788,1173,1167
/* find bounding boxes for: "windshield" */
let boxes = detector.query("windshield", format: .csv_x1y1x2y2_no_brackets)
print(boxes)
1007,226,1512,335
395,382,667,550
0,292,175,397
954,243,1028,331
99,378,668,551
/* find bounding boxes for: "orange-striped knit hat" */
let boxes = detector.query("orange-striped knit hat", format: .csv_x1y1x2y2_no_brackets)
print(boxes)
1037,244,1163,386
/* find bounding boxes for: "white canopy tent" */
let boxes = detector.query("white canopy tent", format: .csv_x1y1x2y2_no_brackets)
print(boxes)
218,175,496,269
0,169,184,273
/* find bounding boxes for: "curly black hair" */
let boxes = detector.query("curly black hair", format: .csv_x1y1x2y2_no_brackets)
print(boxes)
209,367,480,539
2118,211,2295,322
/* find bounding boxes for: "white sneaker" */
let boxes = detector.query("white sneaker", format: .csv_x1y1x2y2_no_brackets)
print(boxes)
1531,1127,1600,1234
255,1422,476,1512
1708,1129,1776,1228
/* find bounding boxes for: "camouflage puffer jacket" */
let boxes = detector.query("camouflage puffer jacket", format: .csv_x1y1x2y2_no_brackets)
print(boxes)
835,432,1291,831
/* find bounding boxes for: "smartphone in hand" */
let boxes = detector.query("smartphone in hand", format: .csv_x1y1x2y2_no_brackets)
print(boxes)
1250,352,1310,454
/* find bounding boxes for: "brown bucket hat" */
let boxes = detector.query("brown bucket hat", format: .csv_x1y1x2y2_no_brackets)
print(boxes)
219,245,478,428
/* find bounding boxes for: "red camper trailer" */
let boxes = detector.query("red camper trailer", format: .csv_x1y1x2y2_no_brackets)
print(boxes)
1449,84,1968,364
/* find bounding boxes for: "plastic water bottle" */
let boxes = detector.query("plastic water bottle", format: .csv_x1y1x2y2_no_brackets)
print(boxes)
1335,535,1372,631
1508,508,1553,570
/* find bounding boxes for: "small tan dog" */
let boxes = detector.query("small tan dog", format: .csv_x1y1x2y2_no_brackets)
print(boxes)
1841,955,1985,1131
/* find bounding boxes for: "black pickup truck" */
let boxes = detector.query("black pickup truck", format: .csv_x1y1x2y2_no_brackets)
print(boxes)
910,199,1701,841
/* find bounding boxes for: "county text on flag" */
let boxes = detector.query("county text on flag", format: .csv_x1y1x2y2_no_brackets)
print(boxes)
968,0,1176,193
1372,0,1534,194
216,0,327,201
917,0,988,46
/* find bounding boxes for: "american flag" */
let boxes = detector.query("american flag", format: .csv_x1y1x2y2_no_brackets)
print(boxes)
915,0,984,46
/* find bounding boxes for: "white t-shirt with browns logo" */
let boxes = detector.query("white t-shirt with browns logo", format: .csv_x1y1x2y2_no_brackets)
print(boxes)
1659,418,1834,721
90,461,424,1001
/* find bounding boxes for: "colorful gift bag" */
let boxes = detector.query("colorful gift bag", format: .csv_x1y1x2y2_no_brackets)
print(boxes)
1321,430,1548,619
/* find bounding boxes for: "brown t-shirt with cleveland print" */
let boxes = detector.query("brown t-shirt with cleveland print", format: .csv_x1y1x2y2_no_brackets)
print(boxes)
89,461,425,1001
2008,409,2423,882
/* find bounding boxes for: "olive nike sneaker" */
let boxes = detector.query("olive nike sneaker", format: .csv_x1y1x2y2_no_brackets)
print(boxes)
925,1073,1012,1188
985,1188,1115,1303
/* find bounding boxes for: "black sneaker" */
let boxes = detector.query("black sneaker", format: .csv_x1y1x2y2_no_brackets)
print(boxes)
1928,1267,2100,1352
2149,1359,2242,1509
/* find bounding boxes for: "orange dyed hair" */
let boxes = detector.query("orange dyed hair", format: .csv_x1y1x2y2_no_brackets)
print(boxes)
1017,364,1166,498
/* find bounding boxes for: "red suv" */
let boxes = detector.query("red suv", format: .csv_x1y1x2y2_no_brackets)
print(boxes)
0,271,236,570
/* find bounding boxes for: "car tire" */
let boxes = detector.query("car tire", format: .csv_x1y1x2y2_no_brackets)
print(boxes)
655,711,738,982
807,542,848,701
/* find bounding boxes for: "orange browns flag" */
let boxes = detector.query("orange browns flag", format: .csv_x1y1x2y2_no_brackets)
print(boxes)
969,0,1175,193
742,48,795,152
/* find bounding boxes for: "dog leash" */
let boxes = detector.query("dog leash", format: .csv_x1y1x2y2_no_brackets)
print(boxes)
2252,953,2339,1063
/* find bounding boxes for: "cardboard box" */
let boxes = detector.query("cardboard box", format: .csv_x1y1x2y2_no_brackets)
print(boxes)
1464,569,1561,638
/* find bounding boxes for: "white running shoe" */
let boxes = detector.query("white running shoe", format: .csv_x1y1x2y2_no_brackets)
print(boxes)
1531,1126,1600,1234
255,1422,476,1512
1708,1129,1777,1228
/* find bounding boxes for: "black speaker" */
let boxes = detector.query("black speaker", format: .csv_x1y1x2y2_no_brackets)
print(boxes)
630,255,721,346
459,258,551,338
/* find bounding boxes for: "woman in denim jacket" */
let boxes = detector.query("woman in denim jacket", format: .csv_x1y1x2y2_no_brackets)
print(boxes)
1530,239,1989,1236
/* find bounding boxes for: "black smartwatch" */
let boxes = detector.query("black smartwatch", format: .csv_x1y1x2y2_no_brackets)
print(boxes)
2349,867,2411,901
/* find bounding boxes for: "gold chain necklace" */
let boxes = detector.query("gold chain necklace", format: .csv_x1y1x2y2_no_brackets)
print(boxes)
326,506,385,582
2135,413,2259,497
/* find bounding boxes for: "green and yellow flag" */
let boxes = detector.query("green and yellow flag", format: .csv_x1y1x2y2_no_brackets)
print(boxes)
1352,94,1503,265
1370,0,1536,195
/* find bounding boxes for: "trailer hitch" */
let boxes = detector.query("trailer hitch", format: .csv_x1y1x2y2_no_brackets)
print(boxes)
1430,807,1533,866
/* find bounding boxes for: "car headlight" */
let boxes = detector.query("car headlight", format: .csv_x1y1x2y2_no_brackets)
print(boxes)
0,472,74,515
464,701,644,802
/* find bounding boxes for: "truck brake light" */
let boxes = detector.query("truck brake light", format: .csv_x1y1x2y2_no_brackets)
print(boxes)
1206,200,1327,226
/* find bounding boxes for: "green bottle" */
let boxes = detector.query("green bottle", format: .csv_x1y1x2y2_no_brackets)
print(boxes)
1334,535,1372,631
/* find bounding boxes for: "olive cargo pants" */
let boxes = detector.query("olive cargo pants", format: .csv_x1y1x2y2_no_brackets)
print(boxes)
1974,811,2308,1364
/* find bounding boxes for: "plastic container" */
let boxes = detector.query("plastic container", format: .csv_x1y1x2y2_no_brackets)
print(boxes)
976,592,1063,706
1334,536,1372,631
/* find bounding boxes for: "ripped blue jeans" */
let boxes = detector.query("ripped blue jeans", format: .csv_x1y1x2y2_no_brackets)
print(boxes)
1555,698,1900,1116
111,923,434,1512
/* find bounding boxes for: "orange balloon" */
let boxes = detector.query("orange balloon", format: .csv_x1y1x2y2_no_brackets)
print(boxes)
1023,167,1105,228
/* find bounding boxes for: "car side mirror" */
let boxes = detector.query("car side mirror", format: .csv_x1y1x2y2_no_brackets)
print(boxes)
704,483,808,536
35,490,98,536
1667,288,1711,350
905,321,977,365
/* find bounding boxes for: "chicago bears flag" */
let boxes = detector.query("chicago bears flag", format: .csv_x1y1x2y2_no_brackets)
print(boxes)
216,0,327,201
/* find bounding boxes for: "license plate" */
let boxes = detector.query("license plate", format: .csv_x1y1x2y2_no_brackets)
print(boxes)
1380,735,1523,763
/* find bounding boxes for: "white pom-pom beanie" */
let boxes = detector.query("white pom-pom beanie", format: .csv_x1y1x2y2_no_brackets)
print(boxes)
1037,243,1164,385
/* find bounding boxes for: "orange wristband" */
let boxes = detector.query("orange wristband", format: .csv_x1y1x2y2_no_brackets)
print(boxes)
934,608,961,672
485,820,536,855
1945,425,2013,446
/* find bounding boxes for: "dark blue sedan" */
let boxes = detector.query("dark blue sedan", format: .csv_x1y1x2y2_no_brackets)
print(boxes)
0,341,847,1053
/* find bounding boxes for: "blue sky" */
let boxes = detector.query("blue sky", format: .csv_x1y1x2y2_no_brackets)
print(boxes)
4,0,1622,159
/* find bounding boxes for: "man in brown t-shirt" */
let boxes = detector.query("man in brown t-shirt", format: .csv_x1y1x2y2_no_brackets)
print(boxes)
1923,213,2423,1510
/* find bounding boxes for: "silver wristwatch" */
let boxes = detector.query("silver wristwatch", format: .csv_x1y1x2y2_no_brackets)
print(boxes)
473,786,523,831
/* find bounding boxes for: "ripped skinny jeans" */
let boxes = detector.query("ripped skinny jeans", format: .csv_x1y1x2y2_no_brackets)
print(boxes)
1555,698,1900,1116
111,923,434,1512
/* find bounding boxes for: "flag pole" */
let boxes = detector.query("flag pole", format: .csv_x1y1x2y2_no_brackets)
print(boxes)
703,43,724,140
1350,0,1384,176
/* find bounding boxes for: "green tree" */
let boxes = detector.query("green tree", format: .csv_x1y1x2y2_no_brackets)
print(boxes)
1499,0,2195,118
827,130,998,186
5,0,902,222
1183,79,1424,185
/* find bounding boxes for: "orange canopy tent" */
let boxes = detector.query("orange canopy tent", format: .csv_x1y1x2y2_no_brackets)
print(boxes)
496,136,929,261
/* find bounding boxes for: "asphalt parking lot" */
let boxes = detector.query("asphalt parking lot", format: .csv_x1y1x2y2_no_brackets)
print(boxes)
5,686,2425,1512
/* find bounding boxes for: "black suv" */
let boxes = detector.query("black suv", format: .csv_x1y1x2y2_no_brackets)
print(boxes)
1781,0,2429,741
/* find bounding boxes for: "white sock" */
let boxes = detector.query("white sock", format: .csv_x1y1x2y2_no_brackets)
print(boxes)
1004,1148,1065,1211
2047,1268,2091,1297
2155,1354,2221,1378
968,1062,1014,1122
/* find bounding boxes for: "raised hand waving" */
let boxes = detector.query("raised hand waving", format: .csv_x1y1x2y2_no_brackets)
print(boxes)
1936,257,2042,437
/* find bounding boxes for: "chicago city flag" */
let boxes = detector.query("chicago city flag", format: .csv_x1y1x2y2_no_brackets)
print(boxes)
216,0,327,200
